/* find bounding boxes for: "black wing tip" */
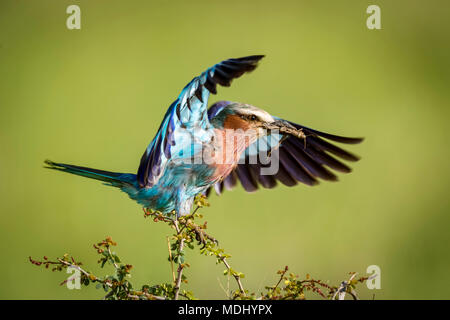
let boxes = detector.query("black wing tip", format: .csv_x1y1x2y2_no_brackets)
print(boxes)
302,131,363,162
312,131,365,145
44,159,58,169
205,55,265,96
235,54,265,61
344,150,361,162
234,55,265,68
345,136,365,144
43,159,71,173
289,121,364,145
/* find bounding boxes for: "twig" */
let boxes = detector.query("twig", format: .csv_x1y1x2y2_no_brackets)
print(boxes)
173,220,185,300
221,257,245,296
167,236,176,283
127,293,166,300
217,276,231,299
54,256,169,301
332,273,359,300
192,205,200,216
271,266,288,296
107,246,119,269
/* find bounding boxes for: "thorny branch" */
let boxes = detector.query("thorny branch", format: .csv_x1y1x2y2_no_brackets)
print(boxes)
29,195,373,300
143,195,245,299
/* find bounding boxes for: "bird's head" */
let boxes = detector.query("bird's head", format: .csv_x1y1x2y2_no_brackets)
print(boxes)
211,102,303,139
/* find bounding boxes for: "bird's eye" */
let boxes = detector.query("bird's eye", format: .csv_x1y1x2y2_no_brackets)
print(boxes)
249,115,257,121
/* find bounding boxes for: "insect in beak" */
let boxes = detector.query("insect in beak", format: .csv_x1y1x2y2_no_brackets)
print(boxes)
263,120,306,140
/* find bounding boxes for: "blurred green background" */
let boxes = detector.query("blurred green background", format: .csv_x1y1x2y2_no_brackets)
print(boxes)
1,0,449,299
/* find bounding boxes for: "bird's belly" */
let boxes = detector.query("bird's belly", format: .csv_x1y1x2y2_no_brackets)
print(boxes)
124,185,176,213
128,162,217,214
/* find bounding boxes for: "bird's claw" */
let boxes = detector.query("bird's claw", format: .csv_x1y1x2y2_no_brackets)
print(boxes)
188,223,218,249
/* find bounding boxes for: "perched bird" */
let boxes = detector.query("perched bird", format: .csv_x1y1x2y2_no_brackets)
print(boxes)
45,55,363,217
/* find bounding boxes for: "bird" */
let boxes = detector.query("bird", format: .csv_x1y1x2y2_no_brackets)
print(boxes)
45,55,363,217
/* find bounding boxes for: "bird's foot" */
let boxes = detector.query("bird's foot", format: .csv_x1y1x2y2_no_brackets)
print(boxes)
193,225,218,249
179,219,218,248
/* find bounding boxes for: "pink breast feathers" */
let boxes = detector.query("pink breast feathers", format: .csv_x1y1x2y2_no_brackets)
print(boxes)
207,115,260,182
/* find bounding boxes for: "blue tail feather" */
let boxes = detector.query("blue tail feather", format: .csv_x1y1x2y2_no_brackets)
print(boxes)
44,160,135,188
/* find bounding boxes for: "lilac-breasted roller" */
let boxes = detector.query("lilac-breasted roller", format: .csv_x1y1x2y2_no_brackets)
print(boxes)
45,56,363,216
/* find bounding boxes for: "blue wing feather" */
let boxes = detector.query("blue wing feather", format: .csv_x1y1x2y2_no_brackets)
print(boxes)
137,55,265,188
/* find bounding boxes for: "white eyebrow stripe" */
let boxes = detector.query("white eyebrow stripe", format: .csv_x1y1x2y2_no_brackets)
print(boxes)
238,106,274,122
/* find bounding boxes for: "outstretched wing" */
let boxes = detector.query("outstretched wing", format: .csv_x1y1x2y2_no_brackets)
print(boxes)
137,55,264,188
205,102,363,195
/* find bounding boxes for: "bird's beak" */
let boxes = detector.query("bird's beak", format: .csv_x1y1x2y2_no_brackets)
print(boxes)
262,120,306,139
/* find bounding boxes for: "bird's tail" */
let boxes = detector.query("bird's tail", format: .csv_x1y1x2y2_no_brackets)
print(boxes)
44,160,133,188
